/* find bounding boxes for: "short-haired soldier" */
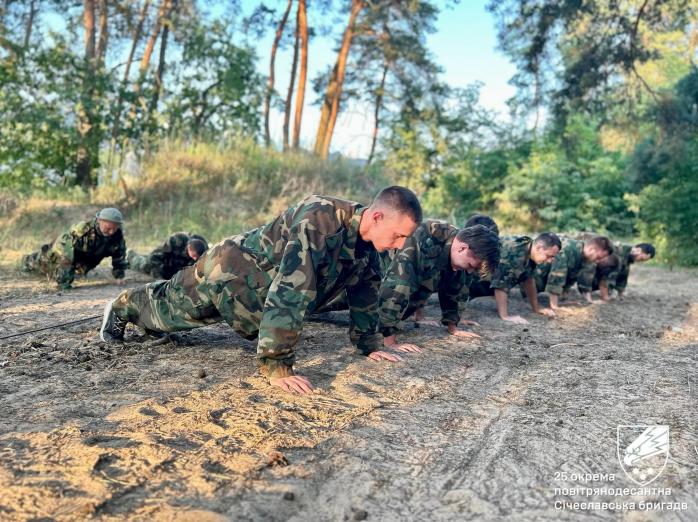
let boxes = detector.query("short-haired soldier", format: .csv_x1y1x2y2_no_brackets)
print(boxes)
488,232,562,324
598,242,655,301
378,222,500,353
127,232,209,280
101,187,422,395
532,235,613,312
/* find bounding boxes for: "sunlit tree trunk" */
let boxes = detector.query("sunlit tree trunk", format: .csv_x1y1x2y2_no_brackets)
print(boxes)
76,0,97,188
96,0,108,65
292,0,307,149
264,0,293,147
23,0,37,49
367,61,388,165
108,0,150,168
148,0,176,123
283,12,300,151
314,0,364,159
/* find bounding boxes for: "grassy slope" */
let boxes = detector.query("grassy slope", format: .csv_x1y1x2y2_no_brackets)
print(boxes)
0,140,387,264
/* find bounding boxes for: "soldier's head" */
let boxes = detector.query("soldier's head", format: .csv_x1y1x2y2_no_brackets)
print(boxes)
450,224,500,275
95,208,123,236
582,235,612,263
531,232,561,264
464,213,499,236
186,239,208,261
597,253,620,278
631,243,655,262
360,186,422,252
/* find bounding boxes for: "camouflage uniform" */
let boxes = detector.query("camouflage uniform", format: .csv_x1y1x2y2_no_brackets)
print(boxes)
22,218,127,288
128,232,208,279
111,196,383,379
489,236,537,293
605,242,633,293
532,236,594,296
378,220,474,337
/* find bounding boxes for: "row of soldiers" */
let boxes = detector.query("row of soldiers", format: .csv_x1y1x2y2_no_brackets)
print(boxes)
21,207,209,288
21,188,654,395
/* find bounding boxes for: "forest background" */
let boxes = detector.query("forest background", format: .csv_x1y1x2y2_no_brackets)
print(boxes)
1,0,696,265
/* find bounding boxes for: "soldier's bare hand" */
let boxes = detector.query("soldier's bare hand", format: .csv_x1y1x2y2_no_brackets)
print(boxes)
114,278,126,286
392,343,422,353
447,323,481,339
502,315,529,325
537,308,556,317
270,375,314,395
368,351,404,362
460,319,481,327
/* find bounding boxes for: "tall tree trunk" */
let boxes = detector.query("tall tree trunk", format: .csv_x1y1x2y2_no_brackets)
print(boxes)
283,14,300,151
76,0,97,188
96,0,108,65
23,0,37,49
108,0,150,165
121,0,169,163
264,0,293,147
314,0,364,159
367,61,388,166
140,0,170,76
292,0,308,149
148,0,175,122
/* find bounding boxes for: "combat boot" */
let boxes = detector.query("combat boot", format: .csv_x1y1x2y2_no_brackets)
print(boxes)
100,299,127,342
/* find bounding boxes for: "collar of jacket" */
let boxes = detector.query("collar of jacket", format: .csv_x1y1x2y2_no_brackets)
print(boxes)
339,205,368,261
90,218,101,236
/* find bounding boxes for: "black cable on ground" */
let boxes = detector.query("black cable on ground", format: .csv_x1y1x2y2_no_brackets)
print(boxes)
0,315,101,341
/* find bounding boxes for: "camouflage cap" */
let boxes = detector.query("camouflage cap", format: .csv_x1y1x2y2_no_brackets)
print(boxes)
96,207,124,224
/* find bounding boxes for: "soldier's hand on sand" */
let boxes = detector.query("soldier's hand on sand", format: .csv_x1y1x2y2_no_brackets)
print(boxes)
270,375,314,395
392,343,422,353
537,308,556,317
383,334,421,353
502,315,529,325
447,324,480,339
114,278,126,286
460,319,480,327
368,351,404,362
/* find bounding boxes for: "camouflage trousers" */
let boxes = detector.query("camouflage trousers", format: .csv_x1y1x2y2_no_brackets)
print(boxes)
21,245,77,287
112,242,272,340
126,250,152,274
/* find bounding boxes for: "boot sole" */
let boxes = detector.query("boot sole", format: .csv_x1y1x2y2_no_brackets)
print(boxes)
100,299,122,343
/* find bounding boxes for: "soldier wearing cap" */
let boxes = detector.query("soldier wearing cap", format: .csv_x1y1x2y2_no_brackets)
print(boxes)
21,208,127,289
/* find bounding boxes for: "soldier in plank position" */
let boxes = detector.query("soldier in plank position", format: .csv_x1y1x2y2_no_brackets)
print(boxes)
100,187,422,395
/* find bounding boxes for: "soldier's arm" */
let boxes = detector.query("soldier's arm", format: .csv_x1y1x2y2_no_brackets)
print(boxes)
344,257,385,356
110,236,128,280
576,262,595,301
437,273,462,327
256,222,322,381
544,250,569,303
615,266,629,295
377,238,419,338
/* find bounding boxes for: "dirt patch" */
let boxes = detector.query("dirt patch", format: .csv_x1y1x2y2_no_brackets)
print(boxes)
0,263,696,521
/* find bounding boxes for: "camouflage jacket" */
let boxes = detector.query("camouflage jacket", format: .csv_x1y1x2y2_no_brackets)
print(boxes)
52,219,127,281
378,220,473,337
148,232,208,279
202,196,383,378
489,236,535,292
605,242,632,292
543,236,594,295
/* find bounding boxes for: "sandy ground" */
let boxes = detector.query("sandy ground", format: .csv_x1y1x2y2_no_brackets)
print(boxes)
0,263,696,521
